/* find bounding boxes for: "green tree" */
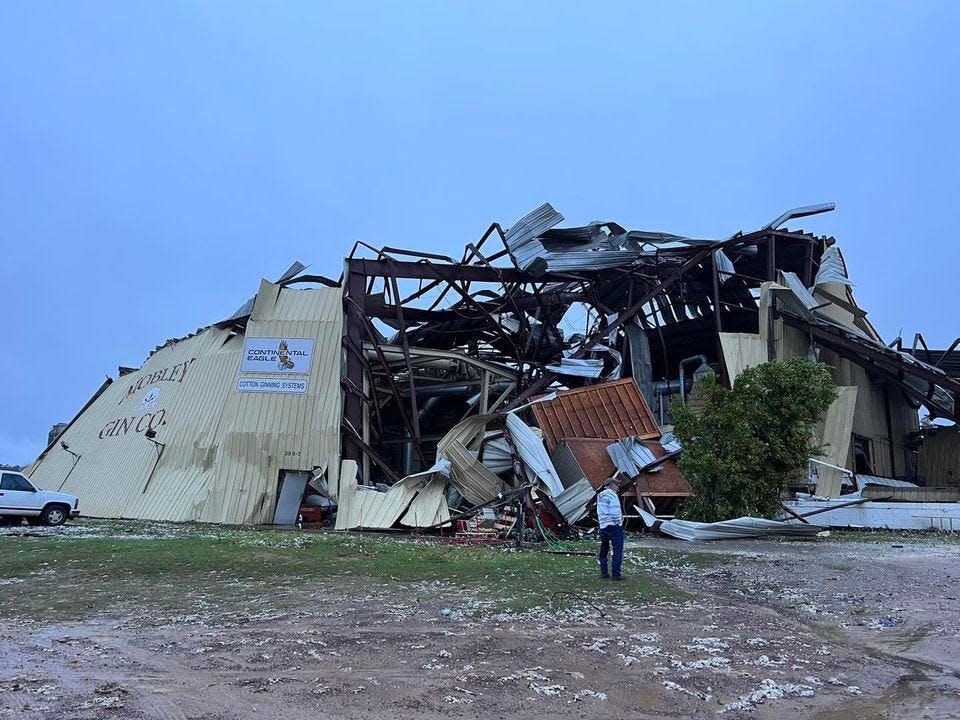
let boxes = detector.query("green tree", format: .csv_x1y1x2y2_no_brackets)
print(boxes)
670,359,837,522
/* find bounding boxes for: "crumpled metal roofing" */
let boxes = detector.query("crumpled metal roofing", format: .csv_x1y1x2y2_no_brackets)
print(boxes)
551,478,595,524
715,249,735,284
856,474,919,490
443,440,502,506
544,357,605,378
815,245,853,286
503,202,565,272
335,459,452,530
504,203,722,274
504,412,564,496
780,271,818,310
638,508,824,541
607,436,660,476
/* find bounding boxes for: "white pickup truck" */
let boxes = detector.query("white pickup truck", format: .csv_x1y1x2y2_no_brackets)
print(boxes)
0,470,79,526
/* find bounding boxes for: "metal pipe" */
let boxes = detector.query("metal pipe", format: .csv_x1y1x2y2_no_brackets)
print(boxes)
407,382,512,399
678,354,709,402
398,381,510,475
401,397,441,476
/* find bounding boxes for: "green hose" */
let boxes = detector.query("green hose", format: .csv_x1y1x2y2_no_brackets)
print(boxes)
535,514,587,552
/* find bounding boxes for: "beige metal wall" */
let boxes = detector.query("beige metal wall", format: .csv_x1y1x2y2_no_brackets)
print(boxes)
27,282,343,524
817,347,916,477
762,289,917,478
919,427,960,487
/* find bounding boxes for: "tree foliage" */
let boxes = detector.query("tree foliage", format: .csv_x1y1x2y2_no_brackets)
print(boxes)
670,359,837,522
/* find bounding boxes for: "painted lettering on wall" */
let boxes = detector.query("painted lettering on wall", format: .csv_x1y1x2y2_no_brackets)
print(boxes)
121,358,197,403
98,409,167,440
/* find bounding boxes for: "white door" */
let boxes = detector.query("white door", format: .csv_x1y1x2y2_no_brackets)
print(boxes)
0,472,41,515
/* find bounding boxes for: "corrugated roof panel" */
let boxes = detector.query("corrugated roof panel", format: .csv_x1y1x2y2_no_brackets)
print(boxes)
504,413,564,496
443,440,501,506
544,358,605,378
815,245,853,287
399,476,450,527
504,203,564,272
552,478,595,524
531,379,660,452
606,436,659,476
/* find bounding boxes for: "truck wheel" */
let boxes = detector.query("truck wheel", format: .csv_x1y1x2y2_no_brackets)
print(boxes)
40,505,68,527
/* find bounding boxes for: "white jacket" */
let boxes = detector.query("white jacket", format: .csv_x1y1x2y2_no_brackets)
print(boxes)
597,488,623,528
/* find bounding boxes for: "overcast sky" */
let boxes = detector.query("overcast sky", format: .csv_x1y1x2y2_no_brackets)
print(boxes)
2,1,958,465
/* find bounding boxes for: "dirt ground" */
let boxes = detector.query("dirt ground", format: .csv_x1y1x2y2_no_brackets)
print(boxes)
1,524,959,719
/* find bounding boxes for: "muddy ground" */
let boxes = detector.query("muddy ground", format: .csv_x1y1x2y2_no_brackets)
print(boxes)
1,523,958,719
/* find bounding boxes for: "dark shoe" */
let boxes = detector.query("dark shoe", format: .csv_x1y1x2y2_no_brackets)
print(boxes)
612,577,623,582
600,574,610,579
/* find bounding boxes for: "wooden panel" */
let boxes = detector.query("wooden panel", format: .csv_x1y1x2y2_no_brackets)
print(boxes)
633,440,690,497
561,438,616,488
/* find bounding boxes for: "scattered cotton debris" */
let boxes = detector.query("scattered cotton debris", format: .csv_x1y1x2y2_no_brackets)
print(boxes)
568,689,608,703
720,679,815,713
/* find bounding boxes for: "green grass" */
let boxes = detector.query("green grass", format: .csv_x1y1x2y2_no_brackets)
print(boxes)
0,521,690,621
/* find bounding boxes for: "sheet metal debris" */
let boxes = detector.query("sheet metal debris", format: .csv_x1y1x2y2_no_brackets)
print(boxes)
637,508,825,541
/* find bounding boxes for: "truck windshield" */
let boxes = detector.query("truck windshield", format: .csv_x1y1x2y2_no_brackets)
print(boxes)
0,473,35,492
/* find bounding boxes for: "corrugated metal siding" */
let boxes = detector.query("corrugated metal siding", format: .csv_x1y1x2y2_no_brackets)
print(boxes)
28,283,343,524
504,413,564,496
550,443,587,490
719,332,768,382
774,321,916,479
919,427,960,488
531,379,660,452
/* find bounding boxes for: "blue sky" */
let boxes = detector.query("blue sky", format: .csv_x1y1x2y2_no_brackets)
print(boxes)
2,1,958,465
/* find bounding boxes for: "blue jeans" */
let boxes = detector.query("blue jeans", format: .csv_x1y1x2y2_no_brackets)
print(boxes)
598,525,624,578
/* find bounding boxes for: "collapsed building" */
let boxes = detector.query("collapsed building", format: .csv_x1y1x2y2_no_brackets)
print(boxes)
26,203,960,530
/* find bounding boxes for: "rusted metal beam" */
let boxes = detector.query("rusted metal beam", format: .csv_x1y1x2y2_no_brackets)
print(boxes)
782,315,960,396
341,420,401,484
348,258,587,285
369,290,586,323
385,258,423,457
766,235,777,282
345,297,428,467
342,266,367,465
711,250,729,386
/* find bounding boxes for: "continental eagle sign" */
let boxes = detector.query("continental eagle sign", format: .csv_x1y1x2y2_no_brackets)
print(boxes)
240,337,314,375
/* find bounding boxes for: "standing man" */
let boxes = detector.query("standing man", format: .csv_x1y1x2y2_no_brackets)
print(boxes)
597,476,624,581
